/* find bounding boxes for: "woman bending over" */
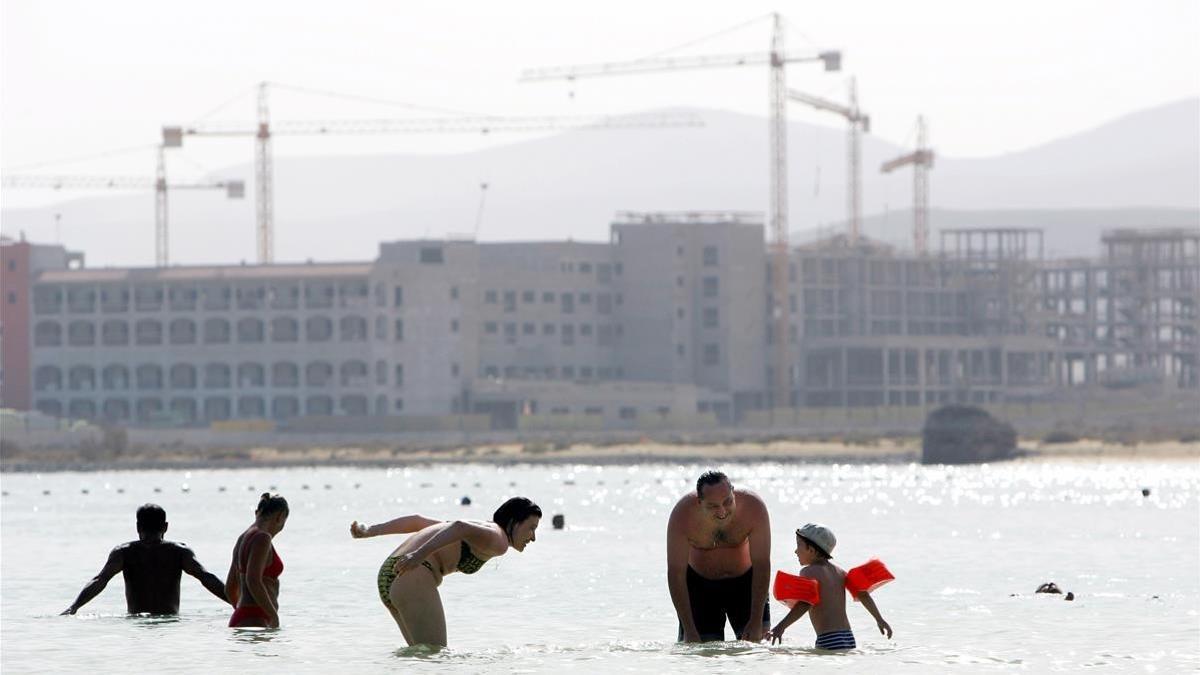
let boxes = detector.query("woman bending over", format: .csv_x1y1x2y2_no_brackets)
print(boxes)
350,497,541,646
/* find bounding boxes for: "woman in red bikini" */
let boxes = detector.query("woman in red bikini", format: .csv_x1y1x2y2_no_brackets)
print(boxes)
225,493,288,628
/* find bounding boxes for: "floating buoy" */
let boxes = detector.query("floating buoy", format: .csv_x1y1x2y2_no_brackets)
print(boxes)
552,514,565,530
460,496,472,506
117,488,125,494
353,483,361,489
42,489,51,496
301,485,310,491
324,484,332,490
81,489,89,495
1141,488,1151,497
218,486,227,492
153,487,162,493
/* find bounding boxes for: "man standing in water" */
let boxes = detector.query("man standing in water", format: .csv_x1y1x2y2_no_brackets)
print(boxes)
62,504,230,615
666,471,772,642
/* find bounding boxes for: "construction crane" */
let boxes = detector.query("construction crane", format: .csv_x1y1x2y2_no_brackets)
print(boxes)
520,13,841,411
881,116,934,254
1,146,244,266
164,82,703,264
788,77,870,242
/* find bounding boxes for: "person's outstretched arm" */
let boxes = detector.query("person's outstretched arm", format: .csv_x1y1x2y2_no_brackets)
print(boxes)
743,499,771,642
666,504,700,642
62,547,123,615
181,546,231,605
767,602,811,644
350,514,441,538
858,591,892,638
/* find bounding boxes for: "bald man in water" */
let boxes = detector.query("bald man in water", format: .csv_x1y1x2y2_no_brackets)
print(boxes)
666,471,771,642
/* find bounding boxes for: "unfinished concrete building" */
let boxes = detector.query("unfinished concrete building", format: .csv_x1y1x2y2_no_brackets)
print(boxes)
1042,228,1199,389
785,228,1059,409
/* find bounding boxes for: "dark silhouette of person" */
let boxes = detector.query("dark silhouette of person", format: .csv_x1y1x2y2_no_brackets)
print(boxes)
62,504,230,615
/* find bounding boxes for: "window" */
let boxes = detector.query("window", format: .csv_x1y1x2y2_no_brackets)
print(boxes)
703,246,718,266
562,366,575,378
522,290,535,303
451,363,459,377
485,322,498,335
561,293,574,314
393,286,403,307
394,319,404,341
543,291,555,303
677,343,685,356
7,292,15,304
561,324,575,346
451,319,459,333
597,294,612,315
580,262,592,274
394,398,404,411
504,322,517,344
580,323,592,337
703,343,720,366
703,276,719,298
394,364,404,387
419,247,444,263
676,276,684,287
581,366,593,378
597,263,612,283
485,290,498,304
619,406,636,420
703,307,719,328
503,290,516,312
450,286,459,300
523,322,535,335
615,263,623,275
542,323,556,335
580,292,591,304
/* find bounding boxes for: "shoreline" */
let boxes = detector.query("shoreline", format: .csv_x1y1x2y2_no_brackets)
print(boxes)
2,438,1196,473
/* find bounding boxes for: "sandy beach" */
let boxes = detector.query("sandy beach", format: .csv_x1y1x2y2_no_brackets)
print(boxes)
3,437,1197,472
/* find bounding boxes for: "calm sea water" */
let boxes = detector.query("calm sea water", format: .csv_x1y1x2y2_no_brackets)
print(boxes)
2,460,1197,673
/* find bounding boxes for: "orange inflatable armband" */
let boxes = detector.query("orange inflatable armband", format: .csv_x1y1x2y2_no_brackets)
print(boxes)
773,570,821,608
844,559,894,600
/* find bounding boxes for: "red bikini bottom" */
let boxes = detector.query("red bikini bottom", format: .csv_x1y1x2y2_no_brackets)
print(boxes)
229,605,271,627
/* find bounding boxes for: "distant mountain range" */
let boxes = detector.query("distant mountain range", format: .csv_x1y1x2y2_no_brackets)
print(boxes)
3,99,1196,266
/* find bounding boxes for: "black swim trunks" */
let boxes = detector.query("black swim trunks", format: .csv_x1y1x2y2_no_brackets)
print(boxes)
678,566,770,641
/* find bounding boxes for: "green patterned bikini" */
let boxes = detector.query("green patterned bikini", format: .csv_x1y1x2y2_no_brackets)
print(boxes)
376,543,489,611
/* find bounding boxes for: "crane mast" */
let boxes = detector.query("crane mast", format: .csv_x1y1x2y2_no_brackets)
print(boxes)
788,78,869,243
880,115,934,254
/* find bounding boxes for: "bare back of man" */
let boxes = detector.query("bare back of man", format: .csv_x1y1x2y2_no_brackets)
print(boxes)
666,472,772,642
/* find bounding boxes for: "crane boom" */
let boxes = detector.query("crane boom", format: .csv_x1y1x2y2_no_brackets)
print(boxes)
2,169,243,267
0,175,241,192
520,49,839,81
164,112,703,138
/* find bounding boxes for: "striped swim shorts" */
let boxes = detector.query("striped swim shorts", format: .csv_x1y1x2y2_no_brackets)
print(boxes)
815,629,856,650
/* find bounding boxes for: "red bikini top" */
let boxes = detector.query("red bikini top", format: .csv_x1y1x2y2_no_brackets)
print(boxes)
239,530,284,579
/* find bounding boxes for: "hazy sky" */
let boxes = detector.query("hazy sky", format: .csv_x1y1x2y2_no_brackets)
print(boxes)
2,0,1198,209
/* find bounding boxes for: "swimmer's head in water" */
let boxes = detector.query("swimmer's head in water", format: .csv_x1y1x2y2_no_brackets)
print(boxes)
256,493,289,533
136,503,167,538
493,497,542,551
696,471,734,521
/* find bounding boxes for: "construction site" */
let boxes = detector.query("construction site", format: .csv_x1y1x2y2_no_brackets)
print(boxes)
2,14,1197,444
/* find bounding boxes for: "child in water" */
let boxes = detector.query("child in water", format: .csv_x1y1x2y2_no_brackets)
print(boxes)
767,523,893,650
